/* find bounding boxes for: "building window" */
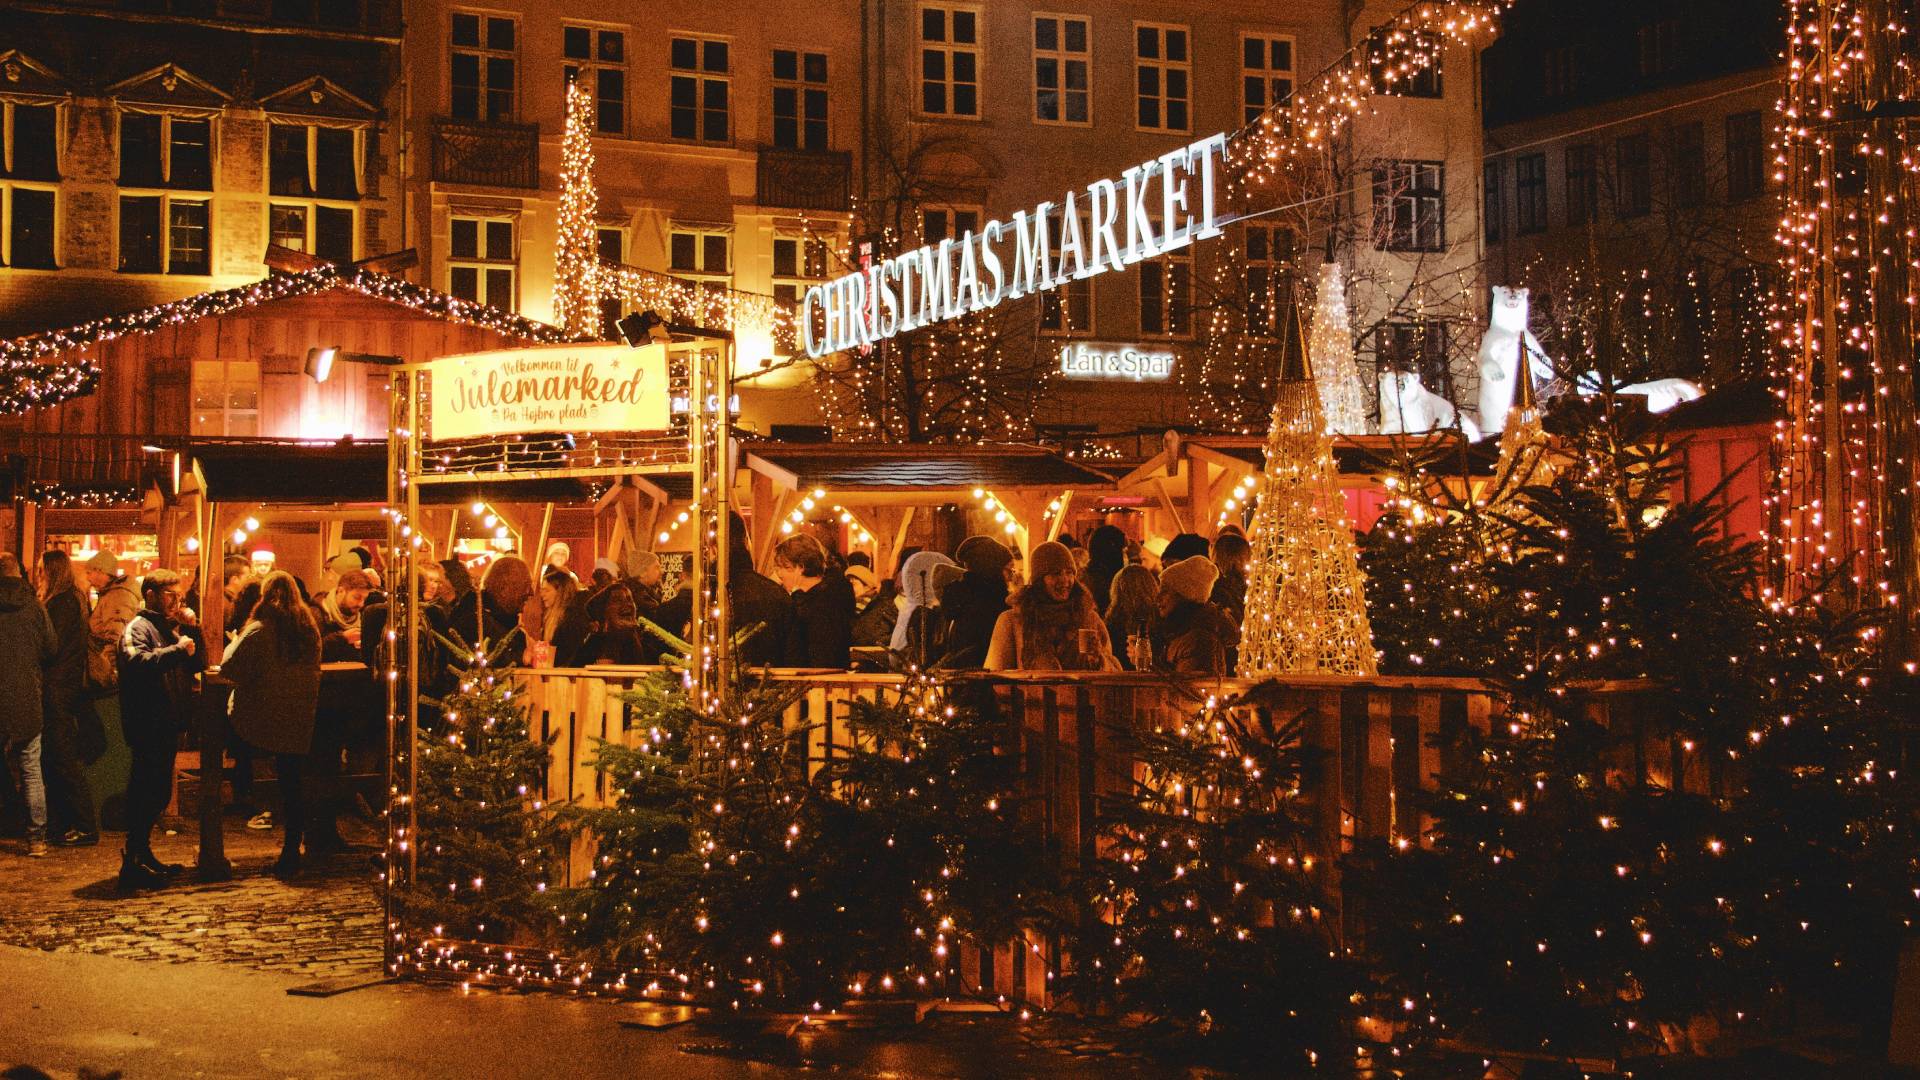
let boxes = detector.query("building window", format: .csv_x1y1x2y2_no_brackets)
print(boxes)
1038,210,1092,335
1726,111,1764,202
563,25,627,136
265,123,359,262
772,49,828,150
1636,19,1680,77
119,112,212,190
1515,153,1547,234
1135,23,1190,132
4,103,59,182
1032,15,1090,125
670,37,731,142
119,191,210,276
1369,27,1443,98
1483,160,1503,243
1565,143,1598,226
269,203,356,262
191,360,260,437
1669,122,1705,208
669,226,731,288
772,235,829,307
1615,133,1651,218
920,4,980,117
1543,46,1576,97
451,11,517,122
1139,247,1192,337
1372,160,1445,252
596,226,625,264
448,215,516,310
1380,321,1451,397
1242,223,1294,336
1241,34,1294,125
921,207,979,243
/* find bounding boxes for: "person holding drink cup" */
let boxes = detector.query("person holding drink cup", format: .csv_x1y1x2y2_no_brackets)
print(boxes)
984,541,1118,672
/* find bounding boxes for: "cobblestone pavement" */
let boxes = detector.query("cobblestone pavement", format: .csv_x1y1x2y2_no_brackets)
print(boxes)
0,815,384,980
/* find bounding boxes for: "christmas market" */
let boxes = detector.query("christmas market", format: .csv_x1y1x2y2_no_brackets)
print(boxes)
2,0,1919,1077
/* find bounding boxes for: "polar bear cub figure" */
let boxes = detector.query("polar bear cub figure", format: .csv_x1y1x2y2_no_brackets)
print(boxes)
1476,286,1558,435
1379,369,1482,441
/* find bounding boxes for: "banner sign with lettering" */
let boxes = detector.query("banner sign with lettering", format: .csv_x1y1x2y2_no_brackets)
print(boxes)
427,343,670,440
802,132,1229,358
1058,342,1177,381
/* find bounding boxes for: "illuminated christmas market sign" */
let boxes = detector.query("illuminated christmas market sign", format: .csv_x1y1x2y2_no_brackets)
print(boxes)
1058,342,1177,381
802,132,1228,359
428,342,669,439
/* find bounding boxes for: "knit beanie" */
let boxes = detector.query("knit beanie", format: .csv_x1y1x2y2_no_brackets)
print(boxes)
327,552,362,577
1028,540,1075,580
1158,555,1219,605
87,550,121,576
955,535,1014,575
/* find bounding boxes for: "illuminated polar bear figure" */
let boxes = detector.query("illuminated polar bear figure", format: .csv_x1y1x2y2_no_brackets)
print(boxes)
1579,375,1705,414
1476,286,1558,435
1378,369,1482,441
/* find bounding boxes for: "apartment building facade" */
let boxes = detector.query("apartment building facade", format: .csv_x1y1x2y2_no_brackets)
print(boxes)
0,1,405,337
1479,0,1783,382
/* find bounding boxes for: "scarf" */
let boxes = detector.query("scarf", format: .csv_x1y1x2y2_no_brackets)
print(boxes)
1013,583,1098,670
321,589,360,631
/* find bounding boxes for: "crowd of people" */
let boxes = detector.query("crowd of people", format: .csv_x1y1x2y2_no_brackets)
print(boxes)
2,521,1249,882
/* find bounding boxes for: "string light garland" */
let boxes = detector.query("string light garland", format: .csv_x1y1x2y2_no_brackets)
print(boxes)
26,482,143,509
1237,303,1378,677
1307,262,1370,435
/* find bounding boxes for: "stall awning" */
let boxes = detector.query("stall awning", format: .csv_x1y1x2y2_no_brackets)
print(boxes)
1117,432,1495,488
187,443,597,505
744,443,1115,497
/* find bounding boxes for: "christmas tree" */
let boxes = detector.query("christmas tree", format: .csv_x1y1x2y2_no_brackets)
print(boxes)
1237,299,1378,677
552,78,601,338
1308,261,1370,435
402,638,571,943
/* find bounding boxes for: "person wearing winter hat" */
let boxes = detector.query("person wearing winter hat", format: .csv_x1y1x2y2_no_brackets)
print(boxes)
590,557,619,592
846,563,897,651
889,550,957,662
1151,555,1239,675
1084,524,1128,612
941,535,1016,669
1139,536,1169,572
1161,532,1211,565
985,541,1116,671
84,550,138,694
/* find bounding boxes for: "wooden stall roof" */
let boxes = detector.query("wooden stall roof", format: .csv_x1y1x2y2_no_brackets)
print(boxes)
1117,431,1495,489
186,443,594,505
743,442,1116,497
1661,379,1774,432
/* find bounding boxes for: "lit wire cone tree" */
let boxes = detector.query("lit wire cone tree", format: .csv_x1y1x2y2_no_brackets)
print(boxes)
1308,261,1370,435
1486,336,1556,507
1237,301,1378,678
552,78,601,338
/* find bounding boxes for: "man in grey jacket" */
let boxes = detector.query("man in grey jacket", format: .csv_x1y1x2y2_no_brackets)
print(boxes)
0,553,56,858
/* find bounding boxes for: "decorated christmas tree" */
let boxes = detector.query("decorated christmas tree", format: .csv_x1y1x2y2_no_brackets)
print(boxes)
1237,300,1378,677
1308,261,1370,435
552,78,601,338
402,638,571,944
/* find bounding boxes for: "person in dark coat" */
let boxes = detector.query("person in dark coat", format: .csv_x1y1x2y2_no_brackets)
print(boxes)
846,564,898,649
37,550,98,847
654,512,793,667
536,567,593,666
1162,532,1212,565
579,584,651,665
311,568,372,664
1084,525,1128,614
222,571,322,878
118,568,204,891
1150,556,1239,676
1209,531,1252,627
0,553,55,857
772,533,854,669
939,535,1015,669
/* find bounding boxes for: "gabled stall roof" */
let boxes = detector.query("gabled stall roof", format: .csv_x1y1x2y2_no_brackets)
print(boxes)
744,442,1115,498
187,443,593,506
1118,432,1494,489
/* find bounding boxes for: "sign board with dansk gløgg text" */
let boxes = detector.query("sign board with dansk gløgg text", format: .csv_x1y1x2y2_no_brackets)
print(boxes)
426,343,671,440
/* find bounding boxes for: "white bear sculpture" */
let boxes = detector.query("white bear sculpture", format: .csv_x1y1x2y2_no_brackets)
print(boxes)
1476,286,1559,435
1577,375,1705,414
1379,369,1482,441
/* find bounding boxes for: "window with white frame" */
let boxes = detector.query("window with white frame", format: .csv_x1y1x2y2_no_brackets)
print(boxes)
772,235,830,306
920,4,980,117
920,206,979,244
563,25,627,135
1032,14,1089,125
1038,209,1092,335
772,49,828,150
1379,321,1451,396
1368,27,1443,98
1139,245,1192,337
2,101,59,269
1240,34,1293,125
669,225,731,287
1372,159,1445,252
1135,23,1190,132
451,11,517,122
267,122,360,263
1242,223,1295,336
670,36,731,142
117,110,212,275
448,214,516,310
190,360,260,437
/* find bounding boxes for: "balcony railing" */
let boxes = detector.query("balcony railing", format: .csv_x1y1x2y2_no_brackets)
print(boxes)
756,145,852,212
432,118,540,189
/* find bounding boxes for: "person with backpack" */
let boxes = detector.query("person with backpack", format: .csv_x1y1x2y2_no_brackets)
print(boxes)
84,551,137,696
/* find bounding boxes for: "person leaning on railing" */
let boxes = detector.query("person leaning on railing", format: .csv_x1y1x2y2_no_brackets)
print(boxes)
984,541,1118,672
